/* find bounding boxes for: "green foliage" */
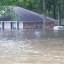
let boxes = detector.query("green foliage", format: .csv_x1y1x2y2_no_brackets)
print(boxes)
4,8,10,16
12,10,18,18
0,6,18,18
0,0,64,19
0,6,4,11
0,11,4,15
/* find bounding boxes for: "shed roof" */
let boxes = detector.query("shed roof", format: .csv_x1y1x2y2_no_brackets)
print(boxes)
0,6,55,22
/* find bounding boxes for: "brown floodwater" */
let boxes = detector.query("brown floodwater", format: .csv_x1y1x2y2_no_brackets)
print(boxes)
0,29,64,64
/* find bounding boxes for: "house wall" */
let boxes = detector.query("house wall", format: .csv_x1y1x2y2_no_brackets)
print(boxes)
35,22,43,29
23,22,43,29
46,22,54,28
0,21,54,30
23,22,54,29
4,22,11,30
19,22,23,29
23,22,35,29
0,21,23,30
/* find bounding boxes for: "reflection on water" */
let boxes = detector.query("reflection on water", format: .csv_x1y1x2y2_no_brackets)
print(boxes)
0,29,64,64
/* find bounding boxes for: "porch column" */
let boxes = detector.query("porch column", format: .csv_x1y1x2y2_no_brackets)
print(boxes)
2,22,4,30
17,22,19,30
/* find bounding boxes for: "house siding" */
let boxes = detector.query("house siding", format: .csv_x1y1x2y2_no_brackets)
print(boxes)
19,22,23,29
0,21,23,30
4,22,11,30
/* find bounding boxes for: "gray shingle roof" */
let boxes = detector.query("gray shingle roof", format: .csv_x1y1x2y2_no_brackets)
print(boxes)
0,15,11,21
0,6,55,22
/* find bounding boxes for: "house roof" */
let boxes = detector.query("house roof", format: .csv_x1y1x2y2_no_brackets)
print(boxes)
0,6,55,22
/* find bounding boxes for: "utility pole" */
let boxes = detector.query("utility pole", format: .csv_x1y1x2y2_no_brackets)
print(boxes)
43,0,46,29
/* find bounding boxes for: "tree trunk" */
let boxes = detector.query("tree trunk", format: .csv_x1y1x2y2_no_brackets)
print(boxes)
53,0,56,19
58,3,61,26
43,0,46,29
53,3,56,19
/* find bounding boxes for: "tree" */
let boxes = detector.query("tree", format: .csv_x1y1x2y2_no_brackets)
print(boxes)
43,0,46,28
58,0,61,26
0,0,64,21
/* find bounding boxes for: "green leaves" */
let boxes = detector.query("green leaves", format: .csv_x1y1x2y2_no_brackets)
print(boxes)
0,6,18,18
12,10,18,18
0,6,4,11
0,0,64,19
18,0,23,2
4,8,10,16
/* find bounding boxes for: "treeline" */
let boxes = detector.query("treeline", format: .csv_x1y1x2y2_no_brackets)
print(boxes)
0,0,64,19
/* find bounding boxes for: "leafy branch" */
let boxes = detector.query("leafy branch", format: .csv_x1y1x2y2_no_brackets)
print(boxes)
0,6,18,18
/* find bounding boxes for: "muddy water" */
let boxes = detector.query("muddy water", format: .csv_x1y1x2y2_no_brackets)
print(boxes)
0,29,64,64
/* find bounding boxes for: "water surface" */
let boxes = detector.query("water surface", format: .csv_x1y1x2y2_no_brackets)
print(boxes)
0,29,64,64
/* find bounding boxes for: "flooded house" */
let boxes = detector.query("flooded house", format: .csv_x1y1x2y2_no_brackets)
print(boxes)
0,6,56,30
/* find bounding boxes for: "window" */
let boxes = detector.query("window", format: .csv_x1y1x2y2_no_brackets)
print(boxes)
12,22,17,30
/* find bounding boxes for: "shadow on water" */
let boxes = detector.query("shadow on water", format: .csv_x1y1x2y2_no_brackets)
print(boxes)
0,29,64,40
